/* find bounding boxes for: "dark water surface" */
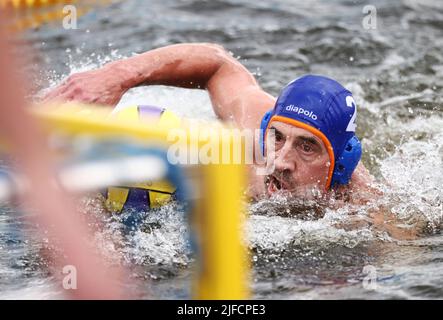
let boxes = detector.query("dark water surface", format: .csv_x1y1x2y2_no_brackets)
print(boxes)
1,0,442,299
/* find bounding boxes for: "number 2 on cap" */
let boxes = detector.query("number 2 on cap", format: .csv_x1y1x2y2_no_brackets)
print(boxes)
345,96,357,132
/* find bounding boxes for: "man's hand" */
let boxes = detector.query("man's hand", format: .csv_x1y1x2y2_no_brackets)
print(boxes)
42,66,127,106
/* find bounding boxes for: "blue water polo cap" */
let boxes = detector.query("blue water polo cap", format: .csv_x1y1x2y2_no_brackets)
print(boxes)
259,74,362,189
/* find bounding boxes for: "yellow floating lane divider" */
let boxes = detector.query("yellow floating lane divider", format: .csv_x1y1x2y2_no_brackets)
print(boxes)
0,0,111,10
1,0,117,32
1,0,59,10
29,103,250,299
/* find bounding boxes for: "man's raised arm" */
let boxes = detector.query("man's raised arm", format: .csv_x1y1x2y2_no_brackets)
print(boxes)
43,43,274,129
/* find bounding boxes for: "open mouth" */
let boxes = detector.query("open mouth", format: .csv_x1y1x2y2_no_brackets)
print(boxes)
266,175,287,194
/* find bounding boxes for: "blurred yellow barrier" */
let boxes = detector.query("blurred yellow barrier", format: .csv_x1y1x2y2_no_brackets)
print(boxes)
30,103,250,299
194,162,249,299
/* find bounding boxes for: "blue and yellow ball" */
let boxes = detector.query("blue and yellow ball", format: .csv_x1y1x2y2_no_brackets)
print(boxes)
104,104,181,213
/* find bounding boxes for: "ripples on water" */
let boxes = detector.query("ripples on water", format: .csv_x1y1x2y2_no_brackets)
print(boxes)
1,0,442,299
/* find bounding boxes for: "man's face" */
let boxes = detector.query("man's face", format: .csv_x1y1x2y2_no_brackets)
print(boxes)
265,121,331,198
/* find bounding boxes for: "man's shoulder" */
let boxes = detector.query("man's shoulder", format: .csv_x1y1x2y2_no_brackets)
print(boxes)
336,163,381,205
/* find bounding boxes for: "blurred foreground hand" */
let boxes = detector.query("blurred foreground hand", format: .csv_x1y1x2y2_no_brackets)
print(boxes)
0,10,129,300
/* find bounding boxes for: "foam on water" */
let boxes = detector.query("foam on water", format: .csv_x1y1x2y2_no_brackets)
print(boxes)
7,52,440,299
